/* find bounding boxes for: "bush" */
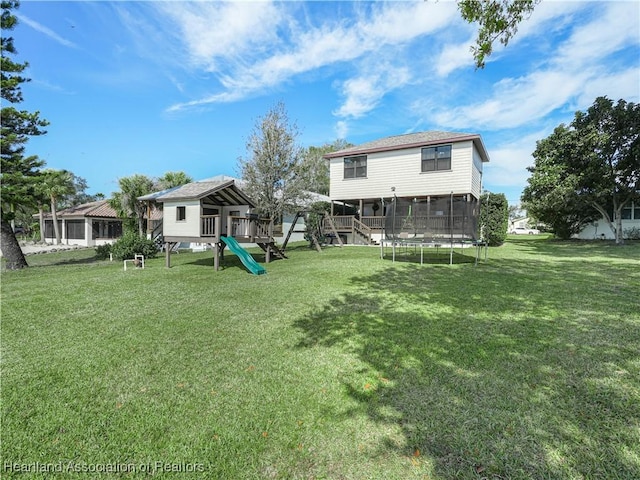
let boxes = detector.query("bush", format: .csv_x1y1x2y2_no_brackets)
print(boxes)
479,192,509,246
109,232,158,261
95,243,112,260
623,227,640,240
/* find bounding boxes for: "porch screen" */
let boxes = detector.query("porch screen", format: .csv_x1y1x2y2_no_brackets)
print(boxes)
65,220,85,240
384,196,479,241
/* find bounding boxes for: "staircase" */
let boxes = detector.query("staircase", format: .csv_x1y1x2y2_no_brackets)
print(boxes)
353,218,376,245
257,242,288,260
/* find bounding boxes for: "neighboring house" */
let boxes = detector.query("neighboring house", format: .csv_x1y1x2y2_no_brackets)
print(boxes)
40,200,123,247
575,201,640,240
323,130,490,243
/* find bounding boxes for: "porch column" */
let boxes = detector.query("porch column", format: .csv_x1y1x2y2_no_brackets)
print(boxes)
165,243,171,268
146,201,153,239
359,199,363,217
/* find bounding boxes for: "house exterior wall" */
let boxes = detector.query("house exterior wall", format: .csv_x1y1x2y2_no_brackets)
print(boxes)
575,218,640,240
329,140,480,200
163,200,202,237
43,217,122,247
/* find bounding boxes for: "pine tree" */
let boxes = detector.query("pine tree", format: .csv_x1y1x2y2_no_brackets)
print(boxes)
1,0,49,268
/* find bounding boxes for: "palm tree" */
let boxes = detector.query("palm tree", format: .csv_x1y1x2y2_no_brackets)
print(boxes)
37,169,74,244
156,171,193,190
109,174,155,236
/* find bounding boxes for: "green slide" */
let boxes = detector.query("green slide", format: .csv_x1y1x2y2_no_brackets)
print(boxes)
220,236,266,275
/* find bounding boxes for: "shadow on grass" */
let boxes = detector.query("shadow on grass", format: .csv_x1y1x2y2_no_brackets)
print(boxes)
293,254,640,478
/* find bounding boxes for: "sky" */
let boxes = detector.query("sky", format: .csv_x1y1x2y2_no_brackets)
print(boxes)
10,0,640,206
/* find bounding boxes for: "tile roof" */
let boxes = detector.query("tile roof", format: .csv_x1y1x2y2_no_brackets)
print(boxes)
43,200,119,218
323,130,489,162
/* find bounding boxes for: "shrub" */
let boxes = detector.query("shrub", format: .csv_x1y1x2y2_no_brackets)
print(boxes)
623,227,640,240
109,232,158,261
95,243,112,260
479,192,509,246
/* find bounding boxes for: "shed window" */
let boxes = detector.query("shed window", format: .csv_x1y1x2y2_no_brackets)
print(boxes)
422,145,452,172
344,155,367,179
176,206,186,221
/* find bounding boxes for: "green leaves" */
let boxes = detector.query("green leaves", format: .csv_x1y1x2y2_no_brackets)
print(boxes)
458,0,540,68
522,97,639,242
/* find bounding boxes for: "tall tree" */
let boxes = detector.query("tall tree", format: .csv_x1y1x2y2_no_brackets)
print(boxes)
522,125,598,239
109,174,155,236
238,101,307,223
0,0,49,269
156,171,193,190
37,169,74,245
299,139,353,196
522,97,639,244
458,0,540,68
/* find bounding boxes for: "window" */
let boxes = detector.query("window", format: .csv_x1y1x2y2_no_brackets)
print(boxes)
92,220,122,239
176,206,186,221
422,145,452,172
65,220,85,240
344,155,367,179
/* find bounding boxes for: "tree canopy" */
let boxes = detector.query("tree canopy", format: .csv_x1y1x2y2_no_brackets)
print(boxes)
1,0,49,268
458,0,540,68
109,174,155,236
238,101,308,223
522,97,639,243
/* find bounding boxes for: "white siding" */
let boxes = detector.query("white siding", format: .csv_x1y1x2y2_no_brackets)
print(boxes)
163,200,201,237
330,141,476,200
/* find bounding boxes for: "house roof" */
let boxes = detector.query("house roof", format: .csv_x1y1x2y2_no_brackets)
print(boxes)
41,200,119,219
140,179,256,207
323,130,490,162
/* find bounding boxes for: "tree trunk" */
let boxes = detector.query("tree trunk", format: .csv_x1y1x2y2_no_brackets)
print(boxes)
51,196,61,245
38,206,46,243
1,218,29,269
615,210,624,245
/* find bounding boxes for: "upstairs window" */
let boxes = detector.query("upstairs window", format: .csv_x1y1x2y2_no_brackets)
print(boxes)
176,206,186,221
422,145,452,172
344,155,367,179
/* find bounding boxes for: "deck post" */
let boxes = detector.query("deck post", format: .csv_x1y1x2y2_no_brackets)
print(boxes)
165,242,171,268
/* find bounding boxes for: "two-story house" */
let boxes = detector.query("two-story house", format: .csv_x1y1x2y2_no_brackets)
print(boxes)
323,131,490,243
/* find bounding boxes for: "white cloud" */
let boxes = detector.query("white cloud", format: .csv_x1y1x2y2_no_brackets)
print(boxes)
431,1,640,131
158,1,283,71
161,1,458,111
17,14,78,49
334,66,411,118
335,120,349,140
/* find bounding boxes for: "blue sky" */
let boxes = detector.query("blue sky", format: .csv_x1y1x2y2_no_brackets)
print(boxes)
12,0,640,205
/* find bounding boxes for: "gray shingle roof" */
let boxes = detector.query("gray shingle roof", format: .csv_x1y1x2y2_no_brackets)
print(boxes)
323,130,489,162
140,179,256,207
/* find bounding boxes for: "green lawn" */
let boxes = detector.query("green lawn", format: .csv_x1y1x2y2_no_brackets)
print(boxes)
2,238,639,479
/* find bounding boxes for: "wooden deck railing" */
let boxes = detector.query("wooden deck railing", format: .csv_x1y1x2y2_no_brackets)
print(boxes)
226,216,273,239
324,215,384,231
201,215,220,237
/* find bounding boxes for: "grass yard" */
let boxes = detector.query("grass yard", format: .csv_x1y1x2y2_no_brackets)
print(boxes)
2,238,639,479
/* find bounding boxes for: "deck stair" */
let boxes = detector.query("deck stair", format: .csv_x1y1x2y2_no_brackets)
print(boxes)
257,242,288,260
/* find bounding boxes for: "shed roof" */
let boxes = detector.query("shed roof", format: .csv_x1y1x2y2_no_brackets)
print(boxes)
140,179,256,207
323,130,490,162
